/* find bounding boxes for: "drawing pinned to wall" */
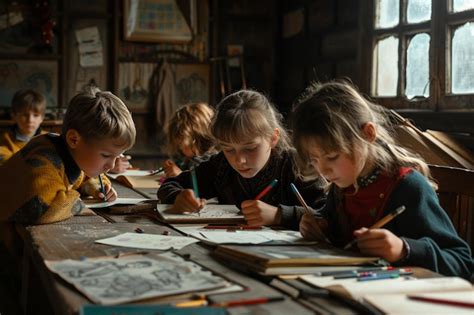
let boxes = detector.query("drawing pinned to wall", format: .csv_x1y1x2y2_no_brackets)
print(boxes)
119,62,155,110
124,0,192,43
45,252,229,305
0,10,35,53
0,60,57,108
174,63,209,106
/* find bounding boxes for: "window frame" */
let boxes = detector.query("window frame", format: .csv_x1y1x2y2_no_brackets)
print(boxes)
361,0,474,110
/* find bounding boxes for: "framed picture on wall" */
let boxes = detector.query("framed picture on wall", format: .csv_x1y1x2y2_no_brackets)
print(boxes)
0,60,58,109
123,0,192,43
174,63,209,106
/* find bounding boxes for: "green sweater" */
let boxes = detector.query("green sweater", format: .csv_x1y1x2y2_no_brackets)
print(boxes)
322,170,473,279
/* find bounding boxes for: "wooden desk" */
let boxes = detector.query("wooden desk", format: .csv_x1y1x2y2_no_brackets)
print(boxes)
15,184,313,315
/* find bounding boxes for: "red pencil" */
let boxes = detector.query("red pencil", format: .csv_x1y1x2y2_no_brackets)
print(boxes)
255,179,278,200
408,295,474,308
203,225,262,230
211,296,284,307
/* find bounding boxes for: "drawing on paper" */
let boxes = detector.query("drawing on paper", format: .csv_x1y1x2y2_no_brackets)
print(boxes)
45,252,228,305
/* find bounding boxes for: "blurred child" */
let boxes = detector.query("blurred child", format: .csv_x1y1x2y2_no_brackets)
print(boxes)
158,90,325,229
0,89,46,165
291,80,472,278
0,90,136,224
163,102,216,177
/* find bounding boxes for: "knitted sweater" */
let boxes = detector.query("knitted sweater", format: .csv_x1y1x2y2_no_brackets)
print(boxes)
321,169,473,279
158,151,326,229
0,125,43,165
0,133,110,225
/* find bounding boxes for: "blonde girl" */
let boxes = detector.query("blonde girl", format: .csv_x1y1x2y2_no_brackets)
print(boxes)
158,90,325,228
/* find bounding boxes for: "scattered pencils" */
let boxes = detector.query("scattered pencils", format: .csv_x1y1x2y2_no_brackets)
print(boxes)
210,296,284,307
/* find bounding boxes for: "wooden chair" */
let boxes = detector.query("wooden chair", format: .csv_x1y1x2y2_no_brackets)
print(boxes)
429,164,474,252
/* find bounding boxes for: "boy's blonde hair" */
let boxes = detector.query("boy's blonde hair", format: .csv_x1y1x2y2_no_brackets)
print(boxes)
11,89,46,115
291,80,435,189
62,90,136,150
211,90,292,155
166,102,215,156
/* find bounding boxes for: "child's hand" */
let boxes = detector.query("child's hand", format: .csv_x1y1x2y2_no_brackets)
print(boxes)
353,227,406,262
163,159,182,177
172,189,206,213
109,155,132,174
299,213,329,241
240,200,280,226
99,183,117,202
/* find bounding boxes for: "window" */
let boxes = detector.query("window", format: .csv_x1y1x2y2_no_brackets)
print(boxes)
366,0,474,109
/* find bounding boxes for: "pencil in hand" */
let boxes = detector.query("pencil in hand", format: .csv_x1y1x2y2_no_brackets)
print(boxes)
255,179,278,200
98,174,107,202
343,205,406,250
190,168,201,216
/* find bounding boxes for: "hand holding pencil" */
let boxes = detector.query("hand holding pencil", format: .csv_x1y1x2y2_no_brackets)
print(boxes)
347,205,409,263
241,179,279,226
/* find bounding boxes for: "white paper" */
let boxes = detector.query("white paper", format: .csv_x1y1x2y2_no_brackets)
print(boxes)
177,225,307,244
83,197,150,209
95,232,199,250
45,252,228,305
156,204,244,221
0,11,23,30
107,170,160,179
75,26,103,67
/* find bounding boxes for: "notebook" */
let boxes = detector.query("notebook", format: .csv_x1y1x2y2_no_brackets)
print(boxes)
110,174,162,189
213,244,380,274
155,204,245,224
300,274,473,302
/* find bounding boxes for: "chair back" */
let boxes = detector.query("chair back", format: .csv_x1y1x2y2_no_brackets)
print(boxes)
429,164,474,252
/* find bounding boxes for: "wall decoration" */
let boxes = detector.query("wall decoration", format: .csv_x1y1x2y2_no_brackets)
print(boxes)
0,60,58,108
124,0,192,43
174,63,209,106
118,62,209,110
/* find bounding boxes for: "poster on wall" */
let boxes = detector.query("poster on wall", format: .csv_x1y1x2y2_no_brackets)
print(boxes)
0,60,58,108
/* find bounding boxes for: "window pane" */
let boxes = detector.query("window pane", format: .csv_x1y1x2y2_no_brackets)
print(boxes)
375,0,400,29
453,0,474,12
406,33,430,98
373,36,399,96
452,22,474,94
407,0,431,23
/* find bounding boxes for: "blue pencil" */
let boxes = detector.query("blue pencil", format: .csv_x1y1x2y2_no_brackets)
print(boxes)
191,168,199,198
98,174,106,202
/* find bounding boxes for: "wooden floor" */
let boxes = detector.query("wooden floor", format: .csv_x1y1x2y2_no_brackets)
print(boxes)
0,244,22,315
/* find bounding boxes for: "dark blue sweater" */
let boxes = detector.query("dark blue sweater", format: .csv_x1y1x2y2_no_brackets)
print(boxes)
322,170,473,279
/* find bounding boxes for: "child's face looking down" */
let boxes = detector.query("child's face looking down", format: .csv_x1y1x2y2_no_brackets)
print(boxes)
66,130,126,178
220,131,279,179
12,109,44,137
306,140,361,188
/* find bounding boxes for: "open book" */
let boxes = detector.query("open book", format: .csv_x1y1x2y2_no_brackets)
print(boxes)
83,197,151,209
300,274,473,302
107,170,163,189
213,244,380,274
155,204,245,224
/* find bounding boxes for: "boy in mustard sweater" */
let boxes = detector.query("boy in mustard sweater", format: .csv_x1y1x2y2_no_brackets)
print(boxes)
0,90,136,224
0,89,46,165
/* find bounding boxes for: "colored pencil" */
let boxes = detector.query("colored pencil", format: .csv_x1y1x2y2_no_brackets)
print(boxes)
98,174,106,202
255,179,278,200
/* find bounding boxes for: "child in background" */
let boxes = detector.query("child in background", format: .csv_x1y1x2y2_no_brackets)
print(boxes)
163,102,217,177
0,89,46,165
158,90,325,229
291,80,472,278
0,90,136,224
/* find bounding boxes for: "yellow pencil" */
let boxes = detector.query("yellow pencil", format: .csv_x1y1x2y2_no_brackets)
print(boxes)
343,205,406,250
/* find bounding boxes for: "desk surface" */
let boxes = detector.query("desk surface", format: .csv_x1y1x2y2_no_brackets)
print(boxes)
15,184,440,315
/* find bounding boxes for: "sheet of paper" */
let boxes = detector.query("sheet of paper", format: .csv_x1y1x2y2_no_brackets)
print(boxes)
364,291,474,314
177,226,307,244
300,275,473,301
95,232,199,250
45,252,229,305
107,170,159,179
84,198,150,209
156,204,243,220
75,26,103,67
